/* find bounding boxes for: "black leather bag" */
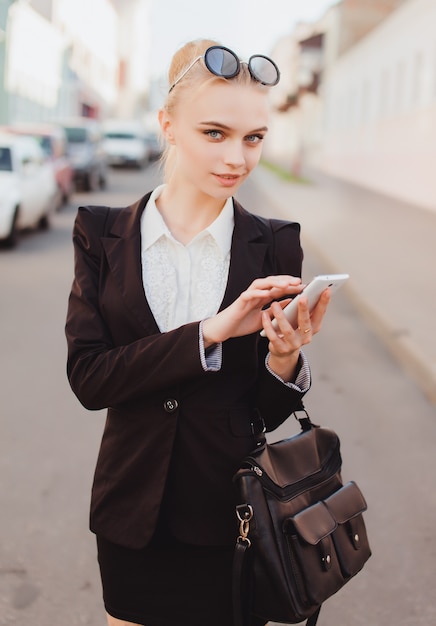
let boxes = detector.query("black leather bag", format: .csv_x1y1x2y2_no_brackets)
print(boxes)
232,408,371,626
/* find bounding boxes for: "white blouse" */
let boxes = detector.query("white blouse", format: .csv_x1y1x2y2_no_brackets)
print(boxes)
141,185,233,332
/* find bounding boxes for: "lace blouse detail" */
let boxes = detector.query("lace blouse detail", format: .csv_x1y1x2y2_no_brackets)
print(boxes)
142,233,230,332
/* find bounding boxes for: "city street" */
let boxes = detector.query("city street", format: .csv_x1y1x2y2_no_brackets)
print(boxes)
1,163,436,625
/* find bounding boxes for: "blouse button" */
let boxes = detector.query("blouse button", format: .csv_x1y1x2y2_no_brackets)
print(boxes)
163,399,179,413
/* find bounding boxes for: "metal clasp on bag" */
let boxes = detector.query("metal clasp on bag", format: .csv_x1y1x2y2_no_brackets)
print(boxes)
293,406,318,432
236,504,253,548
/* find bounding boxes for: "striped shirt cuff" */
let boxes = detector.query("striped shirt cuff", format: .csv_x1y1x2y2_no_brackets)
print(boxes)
265,350,311,393
199,321,222,372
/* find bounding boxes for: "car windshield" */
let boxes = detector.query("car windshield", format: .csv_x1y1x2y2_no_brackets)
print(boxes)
105,132,138,140
0,147,12,171
64,127,87,143
37,136,53,156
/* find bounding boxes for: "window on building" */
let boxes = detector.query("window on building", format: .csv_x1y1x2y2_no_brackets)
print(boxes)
411,52,423,108
380,69,390,118
394,59,405,114
361,80,370,125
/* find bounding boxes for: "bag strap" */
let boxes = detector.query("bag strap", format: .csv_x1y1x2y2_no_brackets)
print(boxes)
253,400,317,449
232,537,251,626
232,533,321,626
293,401,319,432
307,607,321,625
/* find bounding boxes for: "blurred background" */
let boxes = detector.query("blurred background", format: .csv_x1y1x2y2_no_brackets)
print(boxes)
0,0,435,208
1,1,436,625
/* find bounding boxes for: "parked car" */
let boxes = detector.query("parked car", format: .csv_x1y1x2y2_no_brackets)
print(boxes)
144,132,163,162
61,118,108,191
0,133,57,248
3,123,74,209
102,119,149,168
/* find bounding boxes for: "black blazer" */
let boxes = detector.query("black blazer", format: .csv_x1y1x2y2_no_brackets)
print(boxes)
65,192,306,549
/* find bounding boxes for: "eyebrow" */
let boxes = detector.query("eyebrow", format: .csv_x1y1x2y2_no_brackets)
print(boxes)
199,121,269,133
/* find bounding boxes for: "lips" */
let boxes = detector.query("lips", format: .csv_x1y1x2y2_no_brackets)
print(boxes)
213,173,243,187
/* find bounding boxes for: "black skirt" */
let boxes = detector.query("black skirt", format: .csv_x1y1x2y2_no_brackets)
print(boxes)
97,534,267,626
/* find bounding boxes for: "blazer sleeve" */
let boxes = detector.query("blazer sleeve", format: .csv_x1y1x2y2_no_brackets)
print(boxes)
65,206,207,411
254,218,308,431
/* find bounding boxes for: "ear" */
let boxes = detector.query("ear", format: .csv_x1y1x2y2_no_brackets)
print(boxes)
158,109,176,145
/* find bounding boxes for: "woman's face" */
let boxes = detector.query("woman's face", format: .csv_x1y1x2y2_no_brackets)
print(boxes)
161,80,270,200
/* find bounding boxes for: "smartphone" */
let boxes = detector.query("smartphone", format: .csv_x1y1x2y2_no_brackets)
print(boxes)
260,273,350,337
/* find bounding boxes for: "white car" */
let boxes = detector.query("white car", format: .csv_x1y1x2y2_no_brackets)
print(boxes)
62,118,108,191
0,133,57,247
102,120,150,168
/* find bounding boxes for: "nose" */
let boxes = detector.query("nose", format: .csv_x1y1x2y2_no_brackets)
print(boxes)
223,140,245,169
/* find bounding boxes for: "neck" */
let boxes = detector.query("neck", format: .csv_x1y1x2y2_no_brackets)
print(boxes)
157,181,228,245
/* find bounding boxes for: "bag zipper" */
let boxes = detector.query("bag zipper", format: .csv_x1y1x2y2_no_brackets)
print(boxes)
239,442,341,501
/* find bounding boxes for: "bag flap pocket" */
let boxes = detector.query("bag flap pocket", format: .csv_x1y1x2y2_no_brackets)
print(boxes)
323,481,367,524
290,501,337,545
287,482,368,545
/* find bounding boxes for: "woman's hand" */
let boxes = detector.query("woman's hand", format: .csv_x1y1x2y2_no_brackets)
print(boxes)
202,275,303,346
261,289,331,381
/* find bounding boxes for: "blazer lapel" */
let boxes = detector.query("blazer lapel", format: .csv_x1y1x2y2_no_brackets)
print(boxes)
101,193,160,334
220,200,269,311
100,194,269,330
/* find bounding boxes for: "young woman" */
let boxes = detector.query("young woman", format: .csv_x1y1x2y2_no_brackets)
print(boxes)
66,39,331,626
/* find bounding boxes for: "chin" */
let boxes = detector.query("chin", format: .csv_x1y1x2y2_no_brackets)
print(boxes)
212,179,246,198
214,189,237,201
199,185,234,201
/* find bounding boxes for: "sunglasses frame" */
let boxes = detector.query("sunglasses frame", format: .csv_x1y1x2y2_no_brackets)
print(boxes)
169,45,280,92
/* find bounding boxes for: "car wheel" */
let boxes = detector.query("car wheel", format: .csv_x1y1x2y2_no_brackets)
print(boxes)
85,169,99,192
55,184,63,211
38,213,50,230
2,207,19,249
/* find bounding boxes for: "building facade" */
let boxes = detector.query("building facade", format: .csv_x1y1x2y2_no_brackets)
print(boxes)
319,0,436,211
0,0,151,125
267,0,435,212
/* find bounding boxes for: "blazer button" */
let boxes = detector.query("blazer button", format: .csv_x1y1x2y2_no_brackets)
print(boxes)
163,398,178,413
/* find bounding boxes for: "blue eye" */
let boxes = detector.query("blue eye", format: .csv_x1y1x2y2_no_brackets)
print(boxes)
205,130,223,140
246,134,264,144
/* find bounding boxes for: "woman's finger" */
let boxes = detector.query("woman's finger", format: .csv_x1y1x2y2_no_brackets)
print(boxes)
309,290,331,333
295,297,313,340
248,276,303,296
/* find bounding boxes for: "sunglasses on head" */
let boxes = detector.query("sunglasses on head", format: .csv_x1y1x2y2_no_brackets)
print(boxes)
168,45,280,92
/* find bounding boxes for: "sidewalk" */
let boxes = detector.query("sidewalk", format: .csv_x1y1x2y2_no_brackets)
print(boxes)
250,164,436,406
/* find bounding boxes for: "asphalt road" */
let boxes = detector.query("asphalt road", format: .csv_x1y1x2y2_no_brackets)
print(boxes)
1,163,435,625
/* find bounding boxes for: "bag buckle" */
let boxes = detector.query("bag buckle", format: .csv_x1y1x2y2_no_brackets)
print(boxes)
236,504,253,547
293,407,318,432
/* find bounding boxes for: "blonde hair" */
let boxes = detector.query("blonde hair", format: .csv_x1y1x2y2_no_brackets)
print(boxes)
160,39,262,182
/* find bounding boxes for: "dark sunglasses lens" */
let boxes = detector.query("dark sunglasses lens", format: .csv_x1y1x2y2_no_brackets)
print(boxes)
205,47,239,78
249,56,280,85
